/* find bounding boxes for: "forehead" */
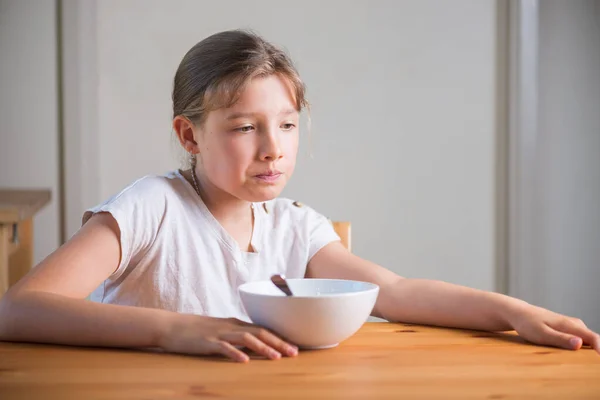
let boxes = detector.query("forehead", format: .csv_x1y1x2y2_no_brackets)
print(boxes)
217,75,299,120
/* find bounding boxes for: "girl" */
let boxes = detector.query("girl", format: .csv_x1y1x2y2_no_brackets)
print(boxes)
0,30,597,363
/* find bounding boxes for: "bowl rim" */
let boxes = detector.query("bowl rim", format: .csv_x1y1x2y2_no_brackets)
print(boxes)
238,278,380,299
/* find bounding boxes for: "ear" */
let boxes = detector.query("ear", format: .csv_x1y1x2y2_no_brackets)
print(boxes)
173,116,200,154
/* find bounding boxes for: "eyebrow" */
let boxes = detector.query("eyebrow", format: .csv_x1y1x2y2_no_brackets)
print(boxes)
224,109,298,120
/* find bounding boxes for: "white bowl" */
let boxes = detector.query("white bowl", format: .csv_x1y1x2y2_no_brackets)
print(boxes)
238,278,379,349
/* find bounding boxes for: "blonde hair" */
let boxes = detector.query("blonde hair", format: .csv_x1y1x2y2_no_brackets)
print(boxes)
173,29,308,127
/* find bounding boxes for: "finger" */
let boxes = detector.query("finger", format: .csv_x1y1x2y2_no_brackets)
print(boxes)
223,332,282,360
249,327,298,357
208,340,249,363
548,319,600,353
227,317,255,327
536,325,583,350
591,333,600,354
225,320,298,357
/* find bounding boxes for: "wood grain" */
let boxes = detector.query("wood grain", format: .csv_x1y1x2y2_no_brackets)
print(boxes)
0,189,51,224
0,225,9,295
1,323,598,399
0,189,50,296
332,221,351,251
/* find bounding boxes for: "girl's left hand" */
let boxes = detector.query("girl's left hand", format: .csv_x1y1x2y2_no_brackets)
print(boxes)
509,304,600,354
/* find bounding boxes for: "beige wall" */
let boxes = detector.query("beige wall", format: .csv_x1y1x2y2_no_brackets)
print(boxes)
61,0,101,239
0,0,60,263
66,0,500,291
0,0,503,293
535,0,600,330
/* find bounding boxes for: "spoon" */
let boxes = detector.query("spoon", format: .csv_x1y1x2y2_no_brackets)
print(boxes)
270,274,294,296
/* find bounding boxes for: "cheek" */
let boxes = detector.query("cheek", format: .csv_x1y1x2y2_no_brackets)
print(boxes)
281,133,299,157
202,136,251,177
222,137,255,172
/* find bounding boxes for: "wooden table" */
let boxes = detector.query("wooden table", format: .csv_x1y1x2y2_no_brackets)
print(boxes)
0,189,51,296
1,323,599,399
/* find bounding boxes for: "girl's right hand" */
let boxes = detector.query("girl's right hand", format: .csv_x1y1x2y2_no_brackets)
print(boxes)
158,314,298,363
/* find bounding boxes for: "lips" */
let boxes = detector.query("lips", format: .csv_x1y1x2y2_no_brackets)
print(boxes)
254,170,283,182
255,169,282,177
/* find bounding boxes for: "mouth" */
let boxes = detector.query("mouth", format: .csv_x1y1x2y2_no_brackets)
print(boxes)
254,170,283,183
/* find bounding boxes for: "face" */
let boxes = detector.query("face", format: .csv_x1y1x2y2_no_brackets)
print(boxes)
187,75,300,202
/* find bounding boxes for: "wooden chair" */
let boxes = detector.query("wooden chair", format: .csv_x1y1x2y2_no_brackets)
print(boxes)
0,189,51,296
332,221,351,252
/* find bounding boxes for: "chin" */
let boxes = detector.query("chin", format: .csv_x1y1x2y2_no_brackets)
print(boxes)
244,184,285,202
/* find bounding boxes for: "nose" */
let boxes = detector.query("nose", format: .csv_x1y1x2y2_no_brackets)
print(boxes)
259,127,283,162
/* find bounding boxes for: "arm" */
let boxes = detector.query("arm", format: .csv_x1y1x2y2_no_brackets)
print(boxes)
0,213,171,348
0,213,297,362
307,242,600,353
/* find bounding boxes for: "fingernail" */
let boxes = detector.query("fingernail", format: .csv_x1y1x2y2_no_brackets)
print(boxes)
270,350,281,359
569,337,581,349
287,346,298,356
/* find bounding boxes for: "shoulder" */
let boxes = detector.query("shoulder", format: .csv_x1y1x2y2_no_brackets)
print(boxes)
102,170,192,204
83,170,191,224
263,197,332,225
264,198,340,258
267,197,316,214
114,171,186,198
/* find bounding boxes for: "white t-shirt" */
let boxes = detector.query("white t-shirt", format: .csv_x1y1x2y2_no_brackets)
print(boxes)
83,170,340,321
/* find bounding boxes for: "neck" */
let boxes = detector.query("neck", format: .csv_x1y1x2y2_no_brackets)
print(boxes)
190,167,252,223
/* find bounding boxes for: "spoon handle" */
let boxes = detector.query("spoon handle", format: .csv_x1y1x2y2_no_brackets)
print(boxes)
271,274,294,296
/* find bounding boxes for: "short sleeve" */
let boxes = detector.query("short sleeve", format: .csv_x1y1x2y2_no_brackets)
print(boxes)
81,176,165,280
305,205,341,261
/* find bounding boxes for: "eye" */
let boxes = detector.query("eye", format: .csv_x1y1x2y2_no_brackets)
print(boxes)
281,123,296,131
235,125,254,133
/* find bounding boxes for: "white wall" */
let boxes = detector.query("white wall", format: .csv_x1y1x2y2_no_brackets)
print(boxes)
0,0,60,263
66,0,501,291
61,0,100,238
535,0,600,330
6,0,595,329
